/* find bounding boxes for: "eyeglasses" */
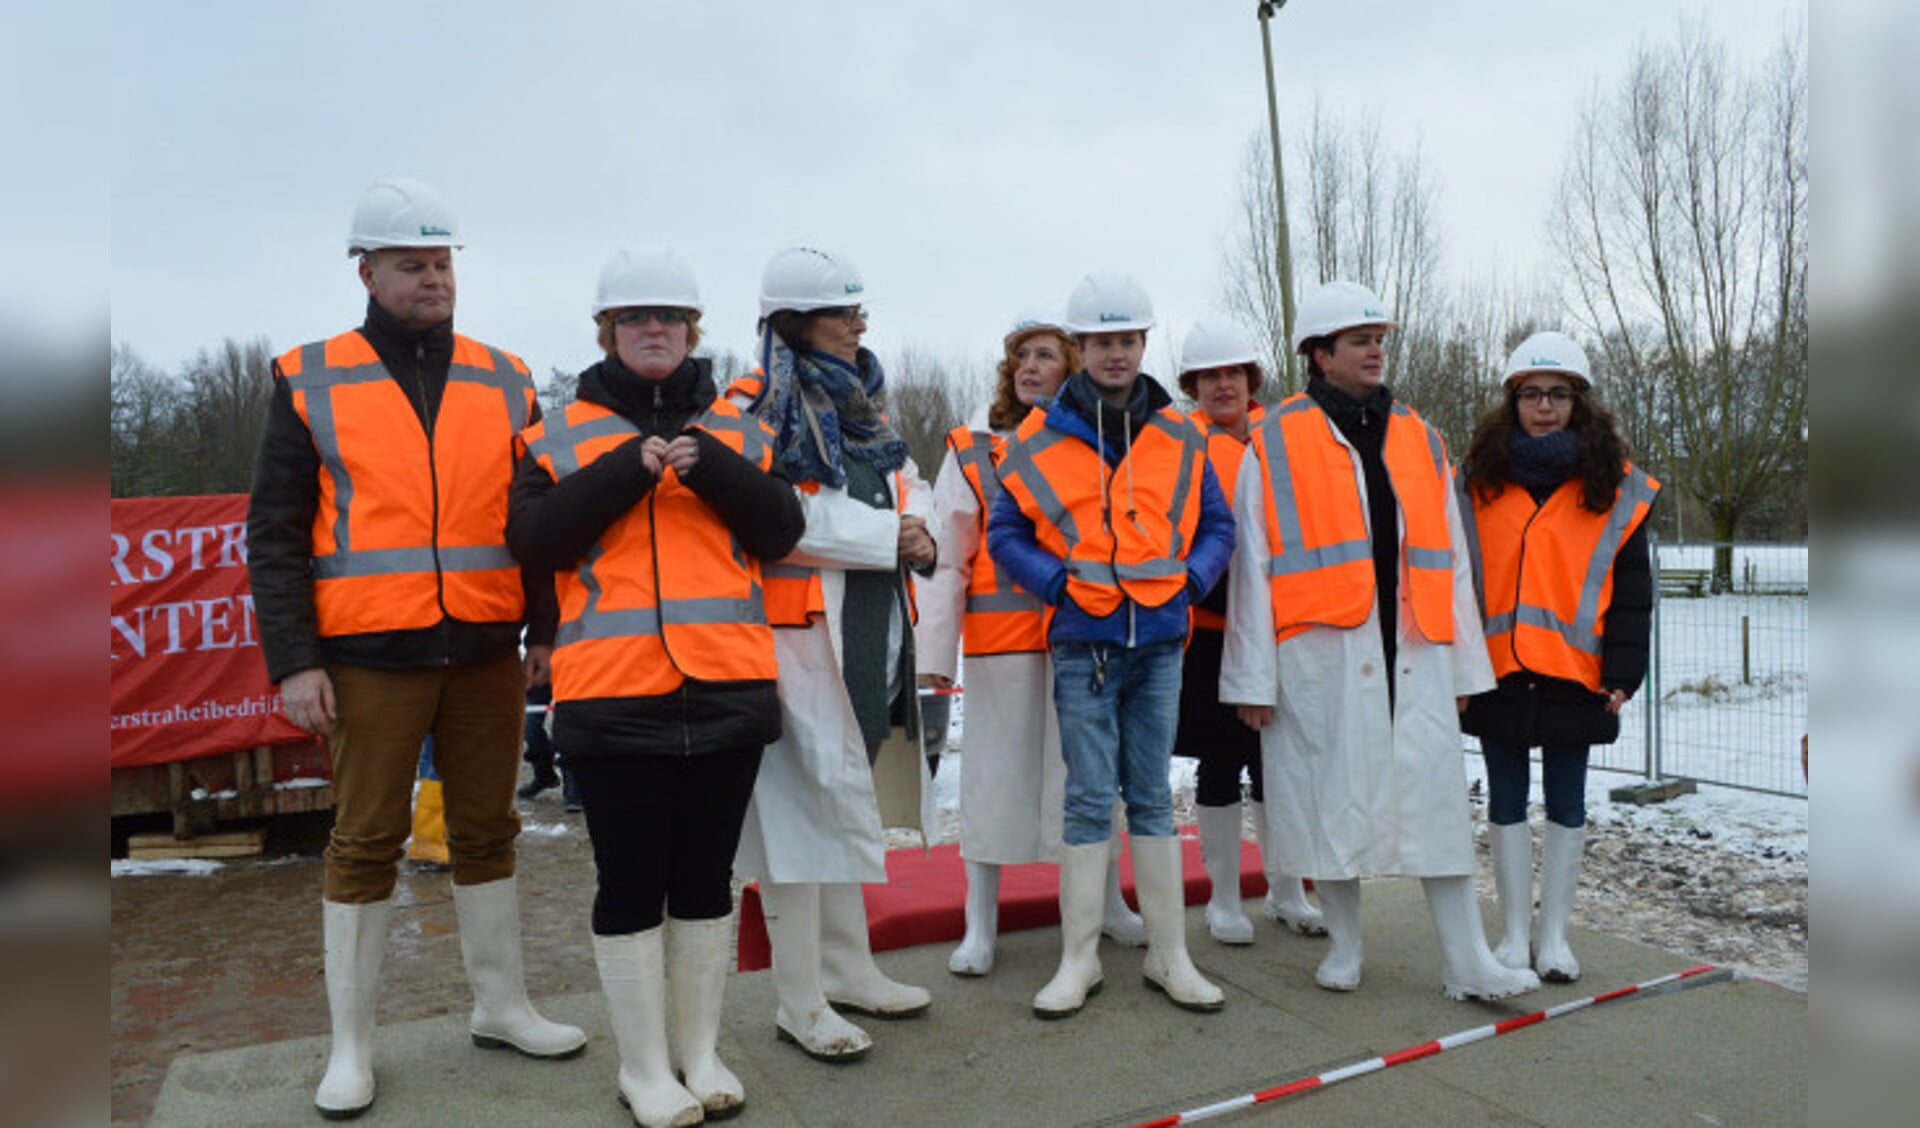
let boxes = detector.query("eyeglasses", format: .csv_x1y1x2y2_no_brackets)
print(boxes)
612,308,694,327
1514,386,1576,405
815,306,868,324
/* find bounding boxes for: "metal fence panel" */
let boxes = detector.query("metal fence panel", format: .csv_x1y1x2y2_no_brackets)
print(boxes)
1594,540,1808,797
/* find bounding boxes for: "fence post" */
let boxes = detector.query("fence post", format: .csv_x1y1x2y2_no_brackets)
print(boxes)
1742,615,1752,686
1645,532,1662,781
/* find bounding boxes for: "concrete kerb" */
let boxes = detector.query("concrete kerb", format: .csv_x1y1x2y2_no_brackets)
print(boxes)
149,877,1805,1127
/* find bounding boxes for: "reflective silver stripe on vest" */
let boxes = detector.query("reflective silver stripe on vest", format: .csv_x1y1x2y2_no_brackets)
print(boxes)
1257,398,1374,579
951,431,1000,512
1392,402,1448,481
995,428,1080,544
965,591,1042,614
1407,545,1453,571
557,594,769,647
288,338,528,563
1145,412,1207,558
527,412,641,479
1484,468,1660,657
693,406,769,465
1070,556,1189,586
763,561,815,582
313,543,515,580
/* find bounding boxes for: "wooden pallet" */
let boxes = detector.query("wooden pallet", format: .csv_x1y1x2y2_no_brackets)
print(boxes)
126,828,265,861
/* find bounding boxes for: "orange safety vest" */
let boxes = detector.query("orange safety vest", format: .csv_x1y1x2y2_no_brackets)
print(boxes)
996,404,1209,618
1187,404,1264,632
277,330,532,638
1473,466,1660,691
518,397,779,701
1247,394,1455,644
946,425,1046,656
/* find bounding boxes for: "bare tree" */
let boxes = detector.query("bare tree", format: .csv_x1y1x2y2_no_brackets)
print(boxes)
1222,100,1443,401
179,337,277,494
1552,24,1808,586
110,342,187,497
883,344,985,479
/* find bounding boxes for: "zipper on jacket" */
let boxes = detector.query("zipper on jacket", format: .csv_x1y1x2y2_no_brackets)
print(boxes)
408,340,454,666
644,477,694,754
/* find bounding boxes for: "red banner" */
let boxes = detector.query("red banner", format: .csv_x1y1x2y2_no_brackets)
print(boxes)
110,494,308,768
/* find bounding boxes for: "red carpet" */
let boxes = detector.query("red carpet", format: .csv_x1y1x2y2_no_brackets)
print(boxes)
736,833,1273,972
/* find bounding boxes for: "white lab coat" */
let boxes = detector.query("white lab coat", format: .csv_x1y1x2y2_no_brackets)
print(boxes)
914,405,1064,865
1219,418,1495,881
734,463,939,885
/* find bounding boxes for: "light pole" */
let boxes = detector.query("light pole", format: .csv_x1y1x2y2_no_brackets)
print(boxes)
1257,1,1299,390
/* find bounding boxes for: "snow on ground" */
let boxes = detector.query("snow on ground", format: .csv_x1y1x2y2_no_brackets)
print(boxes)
111,858,226,877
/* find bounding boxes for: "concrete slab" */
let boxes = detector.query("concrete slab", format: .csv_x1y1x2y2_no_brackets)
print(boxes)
150,877,1804,1127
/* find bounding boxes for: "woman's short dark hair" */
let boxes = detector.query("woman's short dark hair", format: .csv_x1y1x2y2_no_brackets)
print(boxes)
763,310,815,353
1462,385,1629,513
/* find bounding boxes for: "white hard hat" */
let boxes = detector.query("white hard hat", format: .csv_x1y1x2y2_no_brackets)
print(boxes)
759,246,867,319
1179,317,1261,375
1501,330,1592,389
347,177,461,257
593,248,703,318
1291,280,1395,354
1064,271,1155,334
1004,308,1071,349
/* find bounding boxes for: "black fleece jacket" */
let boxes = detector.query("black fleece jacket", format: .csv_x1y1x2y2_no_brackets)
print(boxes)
507,355,806,758
245,298,554,683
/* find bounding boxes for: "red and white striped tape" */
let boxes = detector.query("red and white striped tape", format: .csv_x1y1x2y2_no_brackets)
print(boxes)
1130,964,1726,1127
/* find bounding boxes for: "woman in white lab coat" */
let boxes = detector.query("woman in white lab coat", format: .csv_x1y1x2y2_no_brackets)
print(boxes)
731,247,938,1063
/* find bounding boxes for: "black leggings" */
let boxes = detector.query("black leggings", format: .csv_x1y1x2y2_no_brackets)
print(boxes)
569,745,764,935
1175,628,1265,808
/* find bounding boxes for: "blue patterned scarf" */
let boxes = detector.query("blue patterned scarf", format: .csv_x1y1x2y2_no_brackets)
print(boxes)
752,326,909,487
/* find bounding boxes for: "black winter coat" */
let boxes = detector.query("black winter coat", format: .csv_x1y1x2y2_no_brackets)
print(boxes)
506,356,806,759
245,299,555,683
1460,480,1653,749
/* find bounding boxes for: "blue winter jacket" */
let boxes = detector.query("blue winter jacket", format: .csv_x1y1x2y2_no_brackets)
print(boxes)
986,372,1236,649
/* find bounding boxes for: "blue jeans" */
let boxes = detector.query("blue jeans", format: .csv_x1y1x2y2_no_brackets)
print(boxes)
1052,640,1183,846
1482,740,1591,828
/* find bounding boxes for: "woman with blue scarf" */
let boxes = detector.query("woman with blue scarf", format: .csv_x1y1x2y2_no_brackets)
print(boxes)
731,246,939,1064
1461,331,1657,987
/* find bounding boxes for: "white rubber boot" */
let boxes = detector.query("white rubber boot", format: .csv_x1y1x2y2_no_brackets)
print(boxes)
760,882,869,1062
1250,800,1326,936
1425,875,1542,1001
1312,878,1364,991
1032,841,1109,1018
453,877,588,1058
1102,803,1147,947
1535,823,1587,983
1486,821,1535,971
315,898,391,1119
665,915,744,1119
1195,805,1254,945
819,883,931,1018
1134,835,1226,1012
948,860,1001,976
592,929,703,1128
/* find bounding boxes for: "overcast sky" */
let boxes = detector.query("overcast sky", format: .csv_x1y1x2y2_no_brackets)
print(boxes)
109,1,1804,387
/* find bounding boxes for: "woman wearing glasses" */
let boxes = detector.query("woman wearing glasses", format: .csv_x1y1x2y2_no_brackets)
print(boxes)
731,246,938,1064
508,248,803,1126
1460,331,1658,986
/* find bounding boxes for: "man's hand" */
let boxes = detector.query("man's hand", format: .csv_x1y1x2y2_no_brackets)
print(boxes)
663,434,701,477
1236,704,1274,731
281,668,337,733
1603,688,1628,715
898,515,936,568
640,435,670,478
524,644,553,688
